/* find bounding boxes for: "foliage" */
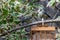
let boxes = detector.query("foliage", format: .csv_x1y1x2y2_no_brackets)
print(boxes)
0,0,44,40
47,0,60,7
0,0,60,40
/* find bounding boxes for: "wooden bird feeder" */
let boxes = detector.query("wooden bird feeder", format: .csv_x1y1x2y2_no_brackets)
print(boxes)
30,24,56,40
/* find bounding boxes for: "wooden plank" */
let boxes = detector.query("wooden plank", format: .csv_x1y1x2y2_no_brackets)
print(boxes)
31,31,56,40
31,27,55,31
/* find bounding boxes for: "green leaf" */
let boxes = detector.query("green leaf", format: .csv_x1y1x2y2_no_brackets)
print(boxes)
47,0,55,7
2,8,9,15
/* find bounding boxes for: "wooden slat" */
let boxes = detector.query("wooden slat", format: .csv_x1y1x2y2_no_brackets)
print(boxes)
31,27,55,31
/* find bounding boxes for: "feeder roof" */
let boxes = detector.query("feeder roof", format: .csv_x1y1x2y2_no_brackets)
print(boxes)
31,26,55,31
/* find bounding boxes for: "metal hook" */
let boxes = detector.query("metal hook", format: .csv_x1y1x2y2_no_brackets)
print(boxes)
42,18,44,26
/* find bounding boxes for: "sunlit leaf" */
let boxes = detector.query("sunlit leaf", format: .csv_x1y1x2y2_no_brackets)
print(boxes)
47,0,55,7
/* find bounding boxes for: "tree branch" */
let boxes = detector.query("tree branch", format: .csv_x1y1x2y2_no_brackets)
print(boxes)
0,19,60,37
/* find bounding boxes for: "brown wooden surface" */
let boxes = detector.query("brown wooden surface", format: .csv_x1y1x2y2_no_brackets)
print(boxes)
30,25,56,40
31,26,55,31
30,31,56,40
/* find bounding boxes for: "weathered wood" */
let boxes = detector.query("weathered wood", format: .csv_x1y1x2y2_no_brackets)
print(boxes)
31,31,56,40
31,25,56,40
31,27,55,31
